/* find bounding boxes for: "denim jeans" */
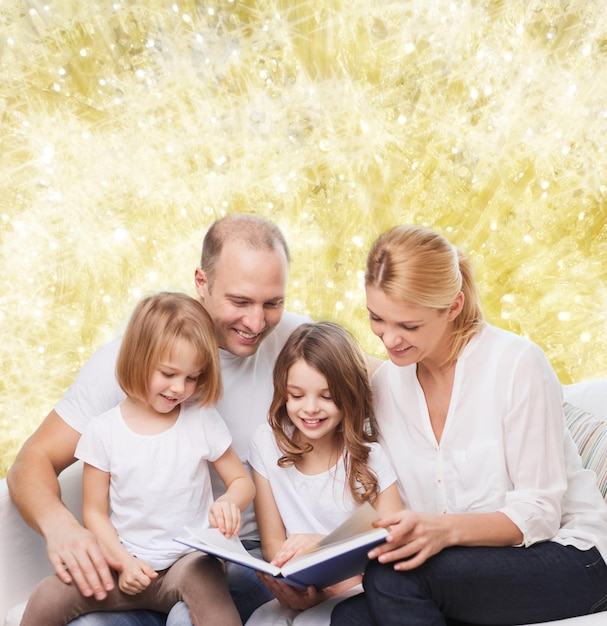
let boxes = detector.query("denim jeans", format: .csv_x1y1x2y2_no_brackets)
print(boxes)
331,543,607,626
68,610,166,626
64,604,191,625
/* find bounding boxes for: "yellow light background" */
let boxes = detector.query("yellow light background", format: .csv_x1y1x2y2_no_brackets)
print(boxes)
1,1,606,478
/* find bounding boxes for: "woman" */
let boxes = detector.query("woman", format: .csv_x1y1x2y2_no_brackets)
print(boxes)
331,225,607,625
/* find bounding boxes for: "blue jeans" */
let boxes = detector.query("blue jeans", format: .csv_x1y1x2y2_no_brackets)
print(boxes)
65,605,186,625
68,611,165,626
331,543,607,626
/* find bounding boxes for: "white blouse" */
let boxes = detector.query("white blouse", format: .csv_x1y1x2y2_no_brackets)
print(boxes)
372,323,607,561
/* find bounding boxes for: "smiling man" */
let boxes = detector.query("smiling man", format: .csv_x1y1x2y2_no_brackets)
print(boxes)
194,216,312,545
7,214,312,626
195,217,291,357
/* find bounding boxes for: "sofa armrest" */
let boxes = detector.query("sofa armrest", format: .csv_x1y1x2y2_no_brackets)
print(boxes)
563,381,607,422
0,461,83,624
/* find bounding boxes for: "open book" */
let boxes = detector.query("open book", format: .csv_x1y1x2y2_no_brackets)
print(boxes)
174,502,387,590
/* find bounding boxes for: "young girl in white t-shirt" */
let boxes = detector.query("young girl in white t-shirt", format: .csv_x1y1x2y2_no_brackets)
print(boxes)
247,321,402,626
21,292,255,626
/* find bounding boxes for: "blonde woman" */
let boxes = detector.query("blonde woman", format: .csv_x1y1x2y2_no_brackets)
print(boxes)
332,225,607,625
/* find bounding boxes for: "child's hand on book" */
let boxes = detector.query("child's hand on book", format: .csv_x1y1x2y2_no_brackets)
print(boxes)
257,572,325,610
271,533,325,567
209,499,242,538
256,571,361,610
118,555,158,595
175,503,386,593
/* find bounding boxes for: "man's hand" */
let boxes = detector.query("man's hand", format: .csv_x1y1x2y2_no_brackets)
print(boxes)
46,517,119,600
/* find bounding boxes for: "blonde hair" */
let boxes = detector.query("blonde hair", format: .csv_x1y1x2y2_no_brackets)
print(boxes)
116,292,222,407
366,225,483,363
269,322,380,504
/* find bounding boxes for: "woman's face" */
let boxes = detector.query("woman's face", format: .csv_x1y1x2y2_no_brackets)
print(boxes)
366,285,460,367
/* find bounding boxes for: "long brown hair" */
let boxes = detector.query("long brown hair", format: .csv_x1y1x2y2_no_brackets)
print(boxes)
366,225,483,363
269,322,380,504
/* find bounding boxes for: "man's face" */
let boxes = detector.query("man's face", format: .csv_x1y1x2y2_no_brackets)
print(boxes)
195,240,288,357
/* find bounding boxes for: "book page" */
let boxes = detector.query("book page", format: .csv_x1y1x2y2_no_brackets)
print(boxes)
175,507,387,588
178,527,280,576
280,525,388,577
298,502,380,555
185,527,251,557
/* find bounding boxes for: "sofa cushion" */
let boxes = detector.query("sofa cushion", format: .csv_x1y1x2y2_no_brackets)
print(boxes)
4,601,26,626
564,402,607,498
563,381,607,422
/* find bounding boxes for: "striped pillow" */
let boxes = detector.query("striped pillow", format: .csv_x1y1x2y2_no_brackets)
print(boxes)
564,401,607,499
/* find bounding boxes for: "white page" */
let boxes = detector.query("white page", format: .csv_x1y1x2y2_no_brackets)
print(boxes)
179,527,280,576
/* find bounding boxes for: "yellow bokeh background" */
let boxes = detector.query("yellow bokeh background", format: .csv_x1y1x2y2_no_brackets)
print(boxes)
1,0,606,478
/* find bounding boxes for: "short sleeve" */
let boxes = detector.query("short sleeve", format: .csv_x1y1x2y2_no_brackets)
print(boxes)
55,339,124,434
367,442,398,493
248,423,275,479
200,407,233,462
75,413,113,472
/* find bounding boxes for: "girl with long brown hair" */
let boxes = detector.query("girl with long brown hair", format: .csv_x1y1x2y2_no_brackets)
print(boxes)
247,321,402,625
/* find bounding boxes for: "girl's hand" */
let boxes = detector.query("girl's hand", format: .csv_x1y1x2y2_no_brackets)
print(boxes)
257,572,325,610
209,499,241,538
369,510,451,571
271,533,325,567
256,572,361,611
118,556,158,595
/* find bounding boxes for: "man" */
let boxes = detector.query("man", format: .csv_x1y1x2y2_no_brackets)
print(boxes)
8,214,312,625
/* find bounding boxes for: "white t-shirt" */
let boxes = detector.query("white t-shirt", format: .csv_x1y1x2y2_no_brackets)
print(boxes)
373,322,607,562
75,403,231,570
248,423,397,535
57,311,311,540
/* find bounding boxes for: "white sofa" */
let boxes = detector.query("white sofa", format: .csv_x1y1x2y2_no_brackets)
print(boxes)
2,380,606,626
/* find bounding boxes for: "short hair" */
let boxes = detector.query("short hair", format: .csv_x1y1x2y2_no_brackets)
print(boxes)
116,292,222,407
366,225,483,363
200,214,290,287
269,321,380,504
